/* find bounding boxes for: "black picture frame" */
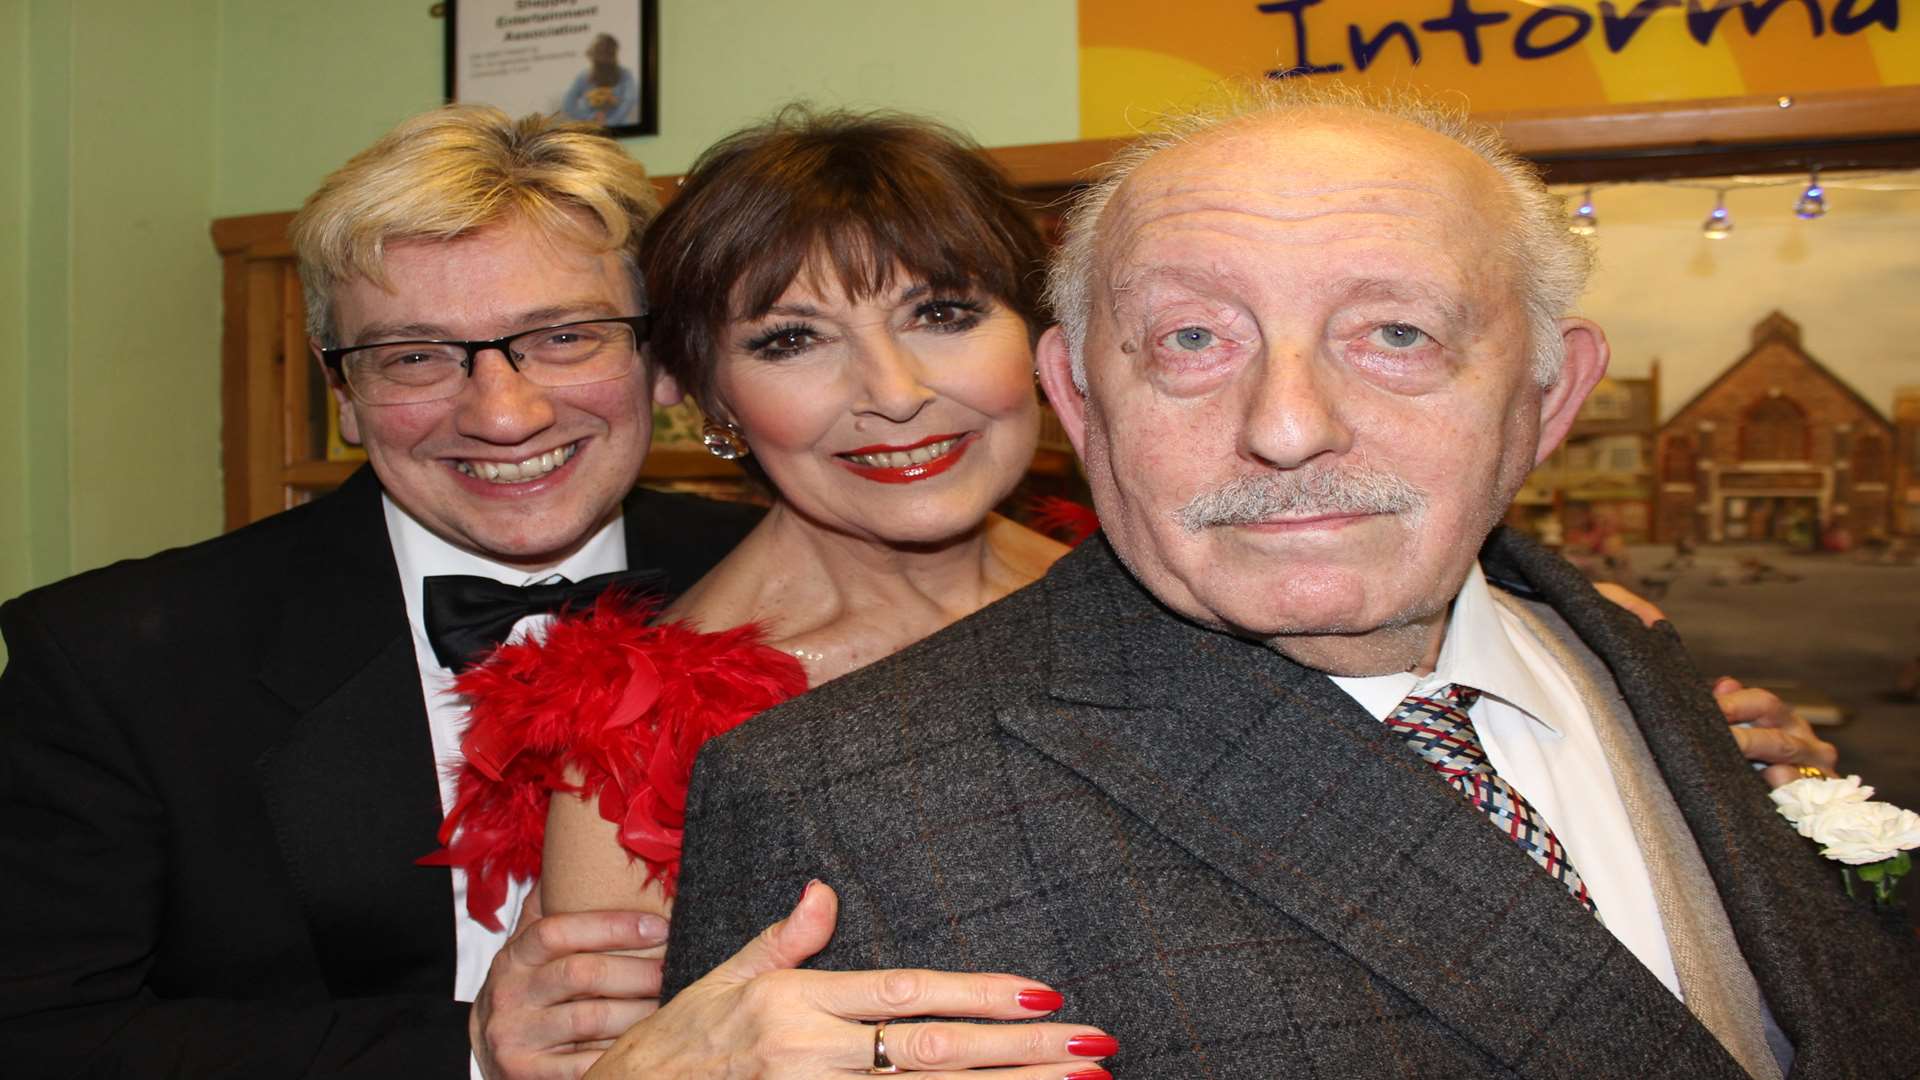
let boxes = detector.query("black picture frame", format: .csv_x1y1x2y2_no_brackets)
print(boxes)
444,0,658,137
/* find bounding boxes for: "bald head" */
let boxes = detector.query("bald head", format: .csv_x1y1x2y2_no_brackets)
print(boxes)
1046,86,1592,391
1029,83,1612,675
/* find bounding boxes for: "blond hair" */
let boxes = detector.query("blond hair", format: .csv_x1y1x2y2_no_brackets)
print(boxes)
291,104,659,344
1046,82,1593,389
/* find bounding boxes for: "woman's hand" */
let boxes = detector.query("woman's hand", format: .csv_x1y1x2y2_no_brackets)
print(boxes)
1713,675,1840,789
1593,583,1840,790
585,881,1116,1080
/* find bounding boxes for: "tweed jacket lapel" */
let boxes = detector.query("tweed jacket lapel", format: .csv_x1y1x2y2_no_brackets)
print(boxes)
996,539,1740,1078
1494,590,1781,1080
253,467,455,997
1480,530,1914,1078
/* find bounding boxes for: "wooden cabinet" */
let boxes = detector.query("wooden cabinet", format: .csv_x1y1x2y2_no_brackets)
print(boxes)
212,212,345,530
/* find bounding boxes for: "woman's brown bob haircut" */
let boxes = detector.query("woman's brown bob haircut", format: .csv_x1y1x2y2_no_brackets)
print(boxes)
641,107,1051,410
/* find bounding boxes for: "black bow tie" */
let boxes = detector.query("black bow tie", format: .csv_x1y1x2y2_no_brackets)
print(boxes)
422,569,667,672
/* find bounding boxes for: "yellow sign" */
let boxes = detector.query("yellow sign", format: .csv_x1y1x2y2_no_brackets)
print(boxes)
1081,0,1920,137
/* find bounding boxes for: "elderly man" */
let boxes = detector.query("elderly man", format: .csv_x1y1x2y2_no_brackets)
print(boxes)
655,90,1918,1078
0,106,1043,1079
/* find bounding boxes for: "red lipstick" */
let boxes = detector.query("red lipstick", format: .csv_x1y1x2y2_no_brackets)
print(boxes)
836,432,974,485
839,432,964,456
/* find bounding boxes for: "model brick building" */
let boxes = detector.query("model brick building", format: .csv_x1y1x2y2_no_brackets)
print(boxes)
1895,386,1920,537
1654,311,1898,545
1513,366,1659,544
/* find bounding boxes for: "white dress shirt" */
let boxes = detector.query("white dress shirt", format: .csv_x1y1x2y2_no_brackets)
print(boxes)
1329,564,1682,998
383,496,629,1003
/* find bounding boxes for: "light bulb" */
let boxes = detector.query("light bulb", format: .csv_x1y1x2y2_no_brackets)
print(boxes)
1795,168,1827,220
1568,187,1598,236
1702,192,1733,239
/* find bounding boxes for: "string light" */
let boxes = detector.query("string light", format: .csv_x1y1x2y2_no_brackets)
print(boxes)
1795,167,1827,220
1568,187,1599,235
1702,190,1733,239
1548,170,1919,237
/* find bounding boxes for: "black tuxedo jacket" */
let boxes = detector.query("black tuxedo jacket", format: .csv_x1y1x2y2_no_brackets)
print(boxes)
0,467,760,1078
666,530,1920,1078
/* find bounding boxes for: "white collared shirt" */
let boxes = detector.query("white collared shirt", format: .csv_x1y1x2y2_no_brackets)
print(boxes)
383,495,628,1004
1329,564,1681,997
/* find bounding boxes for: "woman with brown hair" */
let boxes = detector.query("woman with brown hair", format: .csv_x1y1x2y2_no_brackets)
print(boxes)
440,107,1117,1078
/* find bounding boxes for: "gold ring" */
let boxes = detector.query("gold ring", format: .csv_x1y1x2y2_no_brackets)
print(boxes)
1795,765,1829,780
869,1021,901,1074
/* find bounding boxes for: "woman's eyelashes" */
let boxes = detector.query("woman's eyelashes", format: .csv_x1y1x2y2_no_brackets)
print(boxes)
743,322,821,360
912,296,987,333
741,296,987,360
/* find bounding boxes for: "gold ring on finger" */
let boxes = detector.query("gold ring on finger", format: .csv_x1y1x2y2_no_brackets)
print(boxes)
869,1021,901,1075
1795,765,1829,780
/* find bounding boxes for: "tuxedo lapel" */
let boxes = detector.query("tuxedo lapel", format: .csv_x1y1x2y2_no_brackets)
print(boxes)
253,468,455,997
998,540,1735,1078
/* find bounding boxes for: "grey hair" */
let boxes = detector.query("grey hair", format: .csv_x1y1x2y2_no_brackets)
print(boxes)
1044,81,1593,391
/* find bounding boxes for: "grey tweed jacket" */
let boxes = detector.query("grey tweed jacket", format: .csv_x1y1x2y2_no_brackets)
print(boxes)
664,529,1919,1078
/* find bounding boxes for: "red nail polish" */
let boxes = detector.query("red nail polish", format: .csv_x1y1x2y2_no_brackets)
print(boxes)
1067,1069,1113,1080
1067,1034,1118,1057
1016,988,1064,1012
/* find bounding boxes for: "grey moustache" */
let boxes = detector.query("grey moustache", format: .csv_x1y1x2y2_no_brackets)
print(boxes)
1175,467,1425,532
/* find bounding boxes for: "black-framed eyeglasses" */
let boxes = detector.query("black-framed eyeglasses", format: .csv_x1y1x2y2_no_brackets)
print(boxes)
319,315,649,405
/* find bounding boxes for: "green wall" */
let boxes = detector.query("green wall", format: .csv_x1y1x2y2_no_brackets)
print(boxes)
214,1,1079,216
69,1,221,574
2,1,1078,651
1,0,28,607
1,0,30,622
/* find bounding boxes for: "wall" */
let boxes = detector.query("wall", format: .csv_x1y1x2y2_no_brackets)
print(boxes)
5,0,222,622
68,2,221,574
1,0,30,630
213,1,1081,213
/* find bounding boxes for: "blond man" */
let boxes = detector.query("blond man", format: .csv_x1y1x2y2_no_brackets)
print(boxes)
0,105,765,1078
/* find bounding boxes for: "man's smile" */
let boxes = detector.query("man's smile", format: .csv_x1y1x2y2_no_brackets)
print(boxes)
450,440,581,484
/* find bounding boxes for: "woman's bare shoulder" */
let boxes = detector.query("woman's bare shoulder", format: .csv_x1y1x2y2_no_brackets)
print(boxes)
985,514,1071,593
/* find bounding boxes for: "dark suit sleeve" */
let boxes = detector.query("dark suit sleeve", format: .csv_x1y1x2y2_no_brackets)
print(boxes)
0,598,469,1078
661,736,824,1000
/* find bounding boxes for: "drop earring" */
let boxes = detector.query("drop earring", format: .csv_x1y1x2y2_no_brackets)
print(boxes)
700,419,750,460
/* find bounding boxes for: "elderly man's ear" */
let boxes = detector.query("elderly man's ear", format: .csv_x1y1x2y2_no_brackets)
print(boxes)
1532,318,1610,467
1035,326,1088,458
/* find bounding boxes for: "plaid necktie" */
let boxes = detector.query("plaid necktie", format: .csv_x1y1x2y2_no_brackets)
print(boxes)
1386,684,1600,919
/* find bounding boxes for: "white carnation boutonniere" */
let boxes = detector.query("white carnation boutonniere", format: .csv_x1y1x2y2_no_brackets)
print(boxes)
1770,775,1920,907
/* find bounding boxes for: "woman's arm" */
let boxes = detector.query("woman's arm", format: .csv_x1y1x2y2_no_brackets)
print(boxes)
585,883,1114,1080
544,786,666,920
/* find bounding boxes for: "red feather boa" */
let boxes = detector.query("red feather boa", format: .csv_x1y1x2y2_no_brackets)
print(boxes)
1025,495,1101,547
419,594,807,931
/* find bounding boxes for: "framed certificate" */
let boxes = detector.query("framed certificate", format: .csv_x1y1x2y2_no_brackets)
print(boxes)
445,0,658,136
